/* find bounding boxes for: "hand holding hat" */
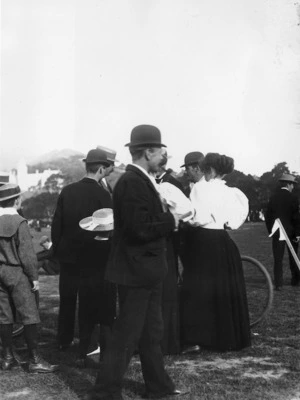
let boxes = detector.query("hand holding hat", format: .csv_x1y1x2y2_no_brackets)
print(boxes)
79,208,114,240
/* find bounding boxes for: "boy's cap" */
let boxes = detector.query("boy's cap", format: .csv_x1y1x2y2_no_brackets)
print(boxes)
0,184,22,202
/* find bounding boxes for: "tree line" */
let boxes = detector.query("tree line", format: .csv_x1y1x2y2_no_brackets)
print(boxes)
22,155,299,225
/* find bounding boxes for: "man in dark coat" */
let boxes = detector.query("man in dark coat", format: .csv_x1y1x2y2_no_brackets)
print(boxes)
86,125,183,400
51,149,115,355
265,173,300,290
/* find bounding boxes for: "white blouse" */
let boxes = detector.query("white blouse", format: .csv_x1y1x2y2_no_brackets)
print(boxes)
189,179,249,230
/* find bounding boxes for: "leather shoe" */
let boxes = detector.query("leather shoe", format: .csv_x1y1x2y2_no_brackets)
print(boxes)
1,356,19,371
29,355,59,373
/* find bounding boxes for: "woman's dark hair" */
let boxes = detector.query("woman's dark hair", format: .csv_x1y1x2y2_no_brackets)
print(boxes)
202,153,234,176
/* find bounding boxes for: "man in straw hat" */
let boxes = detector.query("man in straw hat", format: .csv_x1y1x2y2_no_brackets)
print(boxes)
86,125,185,400
265,173,300,290
0,184,58,372
51,148,116,364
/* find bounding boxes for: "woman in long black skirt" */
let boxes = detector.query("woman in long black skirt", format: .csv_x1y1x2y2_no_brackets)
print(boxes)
181,153,251,352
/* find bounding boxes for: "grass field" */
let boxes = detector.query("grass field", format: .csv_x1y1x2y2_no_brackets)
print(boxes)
0,223,300,400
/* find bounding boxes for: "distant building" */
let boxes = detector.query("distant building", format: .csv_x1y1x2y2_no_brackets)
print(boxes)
3,158,59,191
0,172,10,183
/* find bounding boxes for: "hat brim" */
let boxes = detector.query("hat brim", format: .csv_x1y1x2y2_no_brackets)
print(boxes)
79,216,114,232
279,179,297,184
0,192,23,202
125,142,167,148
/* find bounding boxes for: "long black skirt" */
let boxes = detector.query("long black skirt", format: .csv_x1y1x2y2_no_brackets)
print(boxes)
181,227,251,351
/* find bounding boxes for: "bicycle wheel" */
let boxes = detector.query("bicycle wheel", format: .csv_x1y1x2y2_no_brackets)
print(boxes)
241,256,273,328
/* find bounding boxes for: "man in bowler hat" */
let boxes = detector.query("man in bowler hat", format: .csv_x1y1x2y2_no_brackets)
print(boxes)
51,149,115,357
86,125,184,400
265,173,300,290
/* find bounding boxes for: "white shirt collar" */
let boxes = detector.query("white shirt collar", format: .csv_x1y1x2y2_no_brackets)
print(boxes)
0,207,18,217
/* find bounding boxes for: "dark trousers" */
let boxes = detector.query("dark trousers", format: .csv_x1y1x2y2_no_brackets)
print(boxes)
78,274,115,358
272,237,300,287
90,283,175,400
58,262,80,346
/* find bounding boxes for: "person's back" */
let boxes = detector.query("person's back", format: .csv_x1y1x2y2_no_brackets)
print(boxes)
52,178,112,262
265,174,300,289
265,187,300,237
51,148,115,358
0,183,58,373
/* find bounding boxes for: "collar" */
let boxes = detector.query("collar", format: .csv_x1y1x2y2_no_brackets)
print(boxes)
157,171,167,180
0,207,18,217
128,163,158,188
209,178,226,185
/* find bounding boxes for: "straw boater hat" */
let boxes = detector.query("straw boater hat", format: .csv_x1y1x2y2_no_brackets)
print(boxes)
278,174,297,184
0,184,22,202
79,208,114,232
125,125,166,148
180,152,204,168
97,145,118,165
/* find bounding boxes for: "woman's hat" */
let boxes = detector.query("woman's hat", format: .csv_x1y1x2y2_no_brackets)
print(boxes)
82,149,110,166
125,125,166,148
278,174,297,184
180,152,204,168
0,184,22,202
79,208,114,231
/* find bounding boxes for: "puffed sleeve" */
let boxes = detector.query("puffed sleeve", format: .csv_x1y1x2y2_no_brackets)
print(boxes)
157,182,195,221
226,188,249,229
189,181,215,226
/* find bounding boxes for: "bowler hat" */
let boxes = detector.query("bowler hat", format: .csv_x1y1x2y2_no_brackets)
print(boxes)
82,149,110,166
97,145,118,164
0,184,22,202
125,125,166,148
278,173,297,184
181,152,204,168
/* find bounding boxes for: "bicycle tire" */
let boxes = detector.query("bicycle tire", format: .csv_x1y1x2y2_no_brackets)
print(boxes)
241,255,273,328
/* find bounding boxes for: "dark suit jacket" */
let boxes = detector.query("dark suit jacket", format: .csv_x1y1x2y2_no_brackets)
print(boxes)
51,177,112,263
105,164,175,287
265,188,300,238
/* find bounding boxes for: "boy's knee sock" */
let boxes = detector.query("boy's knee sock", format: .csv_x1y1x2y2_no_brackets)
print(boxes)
24,324,38,351
0,324,13,349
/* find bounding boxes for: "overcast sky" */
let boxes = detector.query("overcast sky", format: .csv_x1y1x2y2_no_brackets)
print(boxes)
1,0,300,175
